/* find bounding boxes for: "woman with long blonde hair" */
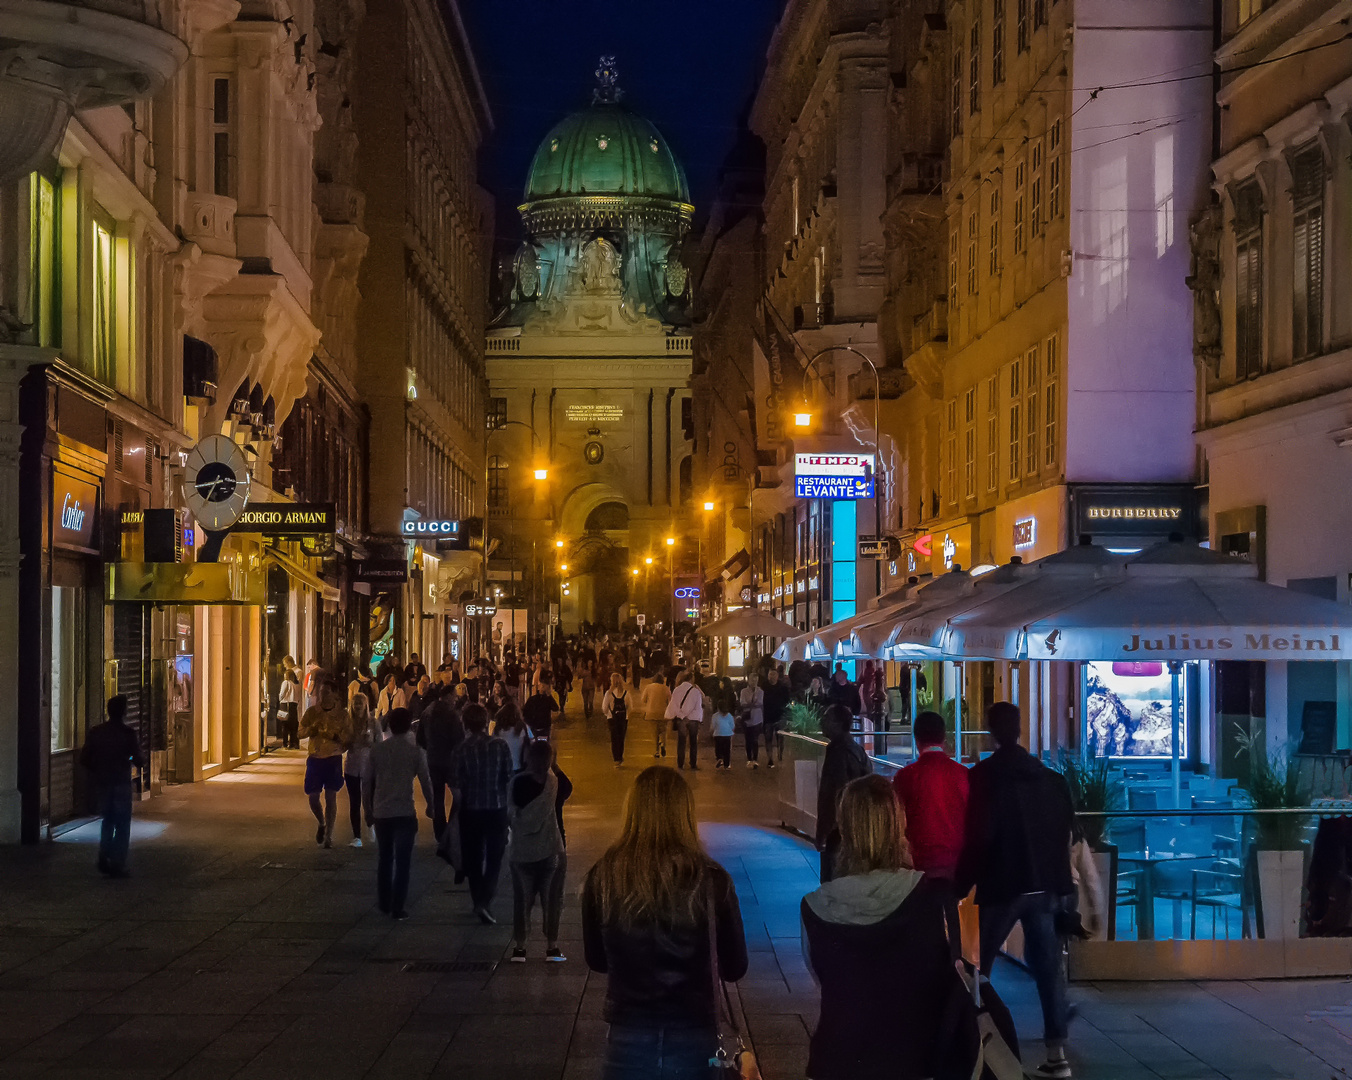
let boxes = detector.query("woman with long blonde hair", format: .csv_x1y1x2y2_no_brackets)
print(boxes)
801,774,953,1080
583,766,748,1079
600,671,630,767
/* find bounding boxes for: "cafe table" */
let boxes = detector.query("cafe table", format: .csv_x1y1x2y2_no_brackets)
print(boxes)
1116,848,1211,940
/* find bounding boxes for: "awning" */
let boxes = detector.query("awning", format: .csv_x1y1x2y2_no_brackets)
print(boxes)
264,546,331,598
107,562,266,605
697,608,798,639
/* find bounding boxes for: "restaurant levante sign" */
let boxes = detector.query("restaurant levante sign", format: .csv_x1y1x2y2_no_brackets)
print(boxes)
232,503,335,536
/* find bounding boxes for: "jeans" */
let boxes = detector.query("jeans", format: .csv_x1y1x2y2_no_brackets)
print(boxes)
602,1024,718,1080
344,774,363,839
979,891,1069,1044
608,716,629,762
743,724,762,762
459,807,509,910
280,703,299,748
582,688,595,717
713,735,732,767
428,763,453,840
374,816,418,914
675,719,701,768
97,783,133,872
653,720,667,755
511,854,562,945
763,721,782,764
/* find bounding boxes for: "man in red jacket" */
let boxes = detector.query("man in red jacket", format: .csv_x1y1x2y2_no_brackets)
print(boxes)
892,710,969,879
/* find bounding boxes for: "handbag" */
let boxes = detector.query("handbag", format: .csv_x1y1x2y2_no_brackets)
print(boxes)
704,877,761,1079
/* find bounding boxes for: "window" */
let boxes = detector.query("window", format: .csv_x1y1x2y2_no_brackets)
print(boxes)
986,376,999,491
1048,120,1062,220
1237,0,1266,25
1034,0,1048,29
51,585,87,753
963,386,977,498
487,396,507,430
29,172,57,347
1030,140,1044,237
1154,134,1175,258
992,0,1006,84
1017,0,1030,51
1012,159,1026,254
1008,361,1022,483
487,455,509,509
967,210,979,296
92,211,115,384
1291,143,1324,361
949,226,960,307
945,400,957,505
951,46,964,138
1233,180,1263,379
212,77,231,197
1044,333,1059,467
969,19,981,115
988,189,1001,277
1024,346,1039,475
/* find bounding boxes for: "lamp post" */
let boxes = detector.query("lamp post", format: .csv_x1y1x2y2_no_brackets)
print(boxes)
665,535,676,645
486,418,550,649
795,345,884,594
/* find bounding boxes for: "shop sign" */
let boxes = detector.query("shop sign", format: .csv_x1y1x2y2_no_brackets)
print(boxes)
674,586,700,599
400,517,461,538
1072,485,1197,539
927,524,971,577
1013,518,1036,549
794,453,875,500
355,558,409,584
464,602,497,617
234,503,335,535
54,472,99,550
858,539,889,559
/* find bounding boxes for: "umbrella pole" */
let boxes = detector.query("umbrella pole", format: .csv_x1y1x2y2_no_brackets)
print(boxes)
909,664,919,761
1169,660,1182,810
953,661,964,763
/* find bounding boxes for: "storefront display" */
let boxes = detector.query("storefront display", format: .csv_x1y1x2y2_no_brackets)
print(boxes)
1085,660,1194,758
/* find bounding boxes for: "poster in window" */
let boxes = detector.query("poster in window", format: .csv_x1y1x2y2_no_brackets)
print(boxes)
1086,660,1189,758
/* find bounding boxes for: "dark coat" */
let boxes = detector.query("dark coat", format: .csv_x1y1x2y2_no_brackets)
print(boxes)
816,735,872,846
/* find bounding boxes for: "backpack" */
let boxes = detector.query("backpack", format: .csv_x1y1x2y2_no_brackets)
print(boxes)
611,690,628,723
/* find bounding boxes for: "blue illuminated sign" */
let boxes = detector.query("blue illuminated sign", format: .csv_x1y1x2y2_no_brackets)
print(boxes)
794,452,875,500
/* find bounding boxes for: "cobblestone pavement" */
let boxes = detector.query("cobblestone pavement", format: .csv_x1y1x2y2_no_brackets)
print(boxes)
0,710,1349,1080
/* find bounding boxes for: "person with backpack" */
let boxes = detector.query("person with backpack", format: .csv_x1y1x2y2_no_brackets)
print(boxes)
79,695,143,877
817,705,872,883
956,701,1076,1080
801,774,957,1080
601,673,631,767
509,739,569,962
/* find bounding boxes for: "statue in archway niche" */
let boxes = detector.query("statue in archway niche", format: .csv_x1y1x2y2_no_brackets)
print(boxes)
576,237,622,296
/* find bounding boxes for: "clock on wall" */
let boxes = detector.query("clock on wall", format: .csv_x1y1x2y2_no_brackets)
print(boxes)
182,435,252,559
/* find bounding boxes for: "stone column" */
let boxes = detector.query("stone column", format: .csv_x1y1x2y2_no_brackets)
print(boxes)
0,350,23,841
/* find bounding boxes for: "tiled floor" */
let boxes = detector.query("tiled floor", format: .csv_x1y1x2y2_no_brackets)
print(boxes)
0,711,1349,1079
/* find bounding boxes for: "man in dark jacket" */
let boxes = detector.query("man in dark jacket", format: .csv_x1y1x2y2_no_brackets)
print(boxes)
418,688,465,841
826,667,862,716
816,704,872,883
761,666,792,770
79,695,142,877
956,701,1075,1079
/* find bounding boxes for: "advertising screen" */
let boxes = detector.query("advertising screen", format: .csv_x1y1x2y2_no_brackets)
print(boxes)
1085,660,1190,758
794,453,875,500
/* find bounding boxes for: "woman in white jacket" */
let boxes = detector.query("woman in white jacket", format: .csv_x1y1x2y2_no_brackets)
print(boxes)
376,673,405,721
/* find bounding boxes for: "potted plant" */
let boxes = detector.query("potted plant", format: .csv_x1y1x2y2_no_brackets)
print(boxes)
1060,753,1120,940
1233,720,1309,939
783,697,825,737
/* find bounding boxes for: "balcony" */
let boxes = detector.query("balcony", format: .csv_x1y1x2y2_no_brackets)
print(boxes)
887,152,945,201
0,1,188,181
904,299,948,400
910,298,948,354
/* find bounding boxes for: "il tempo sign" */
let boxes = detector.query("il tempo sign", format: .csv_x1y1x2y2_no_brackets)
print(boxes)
794,453,875,500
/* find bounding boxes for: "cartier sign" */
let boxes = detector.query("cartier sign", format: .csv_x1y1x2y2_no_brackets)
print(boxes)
53,472,99,550
233,503,335,535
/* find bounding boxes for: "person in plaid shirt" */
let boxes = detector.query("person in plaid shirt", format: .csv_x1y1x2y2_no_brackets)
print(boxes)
451,703,514,923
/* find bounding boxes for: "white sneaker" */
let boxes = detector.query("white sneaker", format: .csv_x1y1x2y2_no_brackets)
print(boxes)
348,837,363,848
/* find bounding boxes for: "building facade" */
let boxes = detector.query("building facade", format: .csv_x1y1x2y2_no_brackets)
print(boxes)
353,0,492,672
486,62,695,640
1196,0,1352,761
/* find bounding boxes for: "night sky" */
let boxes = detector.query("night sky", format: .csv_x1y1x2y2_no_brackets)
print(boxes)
461,0,783,246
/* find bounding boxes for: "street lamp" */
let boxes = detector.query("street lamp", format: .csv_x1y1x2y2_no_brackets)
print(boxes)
703,500,715,512
796,344,885,592
534,467,548,481
486,417,553,648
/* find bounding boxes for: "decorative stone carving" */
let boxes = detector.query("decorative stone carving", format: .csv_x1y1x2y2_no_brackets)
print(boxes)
1186,204,1222,376
664,258,689,298
575,237,622,296
515,244,541,299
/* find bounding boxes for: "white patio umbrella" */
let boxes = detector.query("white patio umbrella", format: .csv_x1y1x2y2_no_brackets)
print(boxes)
698,608,799,639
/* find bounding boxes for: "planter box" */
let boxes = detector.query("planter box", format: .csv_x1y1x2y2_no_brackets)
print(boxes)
1256,849,1305,940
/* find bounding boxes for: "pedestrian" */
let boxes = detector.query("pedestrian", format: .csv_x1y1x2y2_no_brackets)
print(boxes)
639,672,671,759
601,672,630,767
377,673,405,720
343,692,379,847
348,663,378,715
523,670,560,740
303,658,324,711
450,703,514,924
579,661,597,719
363,707,433,920
277,657,301,748
300,675,351,848
761,666,791,769
739,678,764,768
664,670,706,771
956,701,1076,1080
408,674,431,717
555,656,573,714
492,699,531,772
892,710,969,880
817,704,872,883
582,766,749,1080
79,694,142,877
710,696,736,769
404,652,428,686
509,739,569,962
376,652,402,690
801,774,955,1080
419,685,465,841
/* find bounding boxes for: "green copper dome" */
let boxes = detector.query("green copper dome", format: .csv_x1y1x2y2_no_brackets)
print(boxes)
524,102,691,204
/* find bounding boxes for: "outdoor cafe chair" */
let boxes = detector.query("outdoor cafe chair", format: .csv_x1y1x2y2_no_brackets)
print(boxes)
1191,862,1250,940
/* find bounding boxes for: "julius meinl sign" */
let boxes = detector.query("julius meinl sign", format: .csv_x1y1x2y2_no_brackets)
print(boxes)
232,503,336,536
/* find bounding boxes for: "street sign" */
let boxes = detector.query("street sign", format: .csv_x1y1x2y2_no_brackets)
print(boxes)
636,614,646,627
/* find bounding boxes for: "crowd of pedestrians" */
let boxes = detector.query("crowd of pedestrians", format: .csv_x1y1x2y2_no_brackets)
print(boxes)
82,626,1082,1080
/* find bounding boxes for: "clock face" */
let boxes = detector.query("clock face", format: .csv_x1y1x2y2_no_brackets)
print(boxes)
182,435,252,532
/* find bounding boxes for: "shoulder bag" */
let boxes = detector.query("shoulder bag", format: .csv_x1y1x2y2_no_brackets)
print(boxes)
705,876,761,1079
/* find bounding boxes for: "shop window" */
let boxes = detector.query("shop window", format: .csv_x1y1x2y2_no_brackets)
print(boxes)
1233,180,1264,380
51,585,87,753
92,210,115,385
1291,143,1324,361
29,172,58,347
